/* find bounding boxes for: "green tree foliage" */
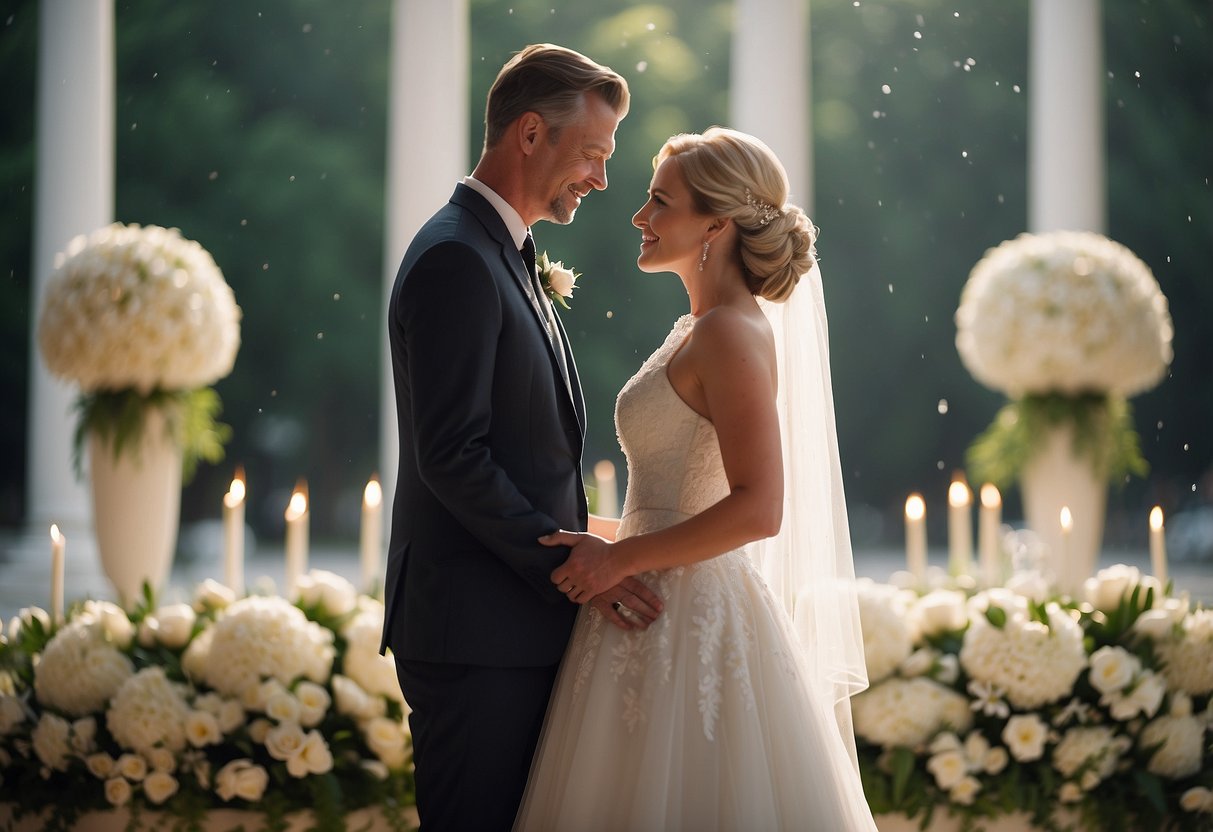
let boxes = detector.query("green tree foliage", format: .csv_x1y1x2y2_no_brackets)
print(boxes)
1,0,1208,552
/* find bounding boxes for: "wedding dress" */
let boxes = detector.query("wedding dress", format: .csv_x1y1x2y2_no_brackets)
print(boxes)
514,310,878,832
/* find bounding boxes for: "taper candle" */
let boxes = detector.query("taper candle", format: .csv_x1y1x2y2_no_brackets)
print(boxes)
947,480,973,577
50,524,65,625
1149,506,1167,587
905,494,927,582
593,459,619,519
223,470,246,596
978,484,1002,586
361,476,383,591
284,483,309,599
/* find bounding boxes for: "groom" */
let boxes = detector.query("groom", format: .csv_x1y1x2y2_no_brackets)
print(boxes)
381,45,660,830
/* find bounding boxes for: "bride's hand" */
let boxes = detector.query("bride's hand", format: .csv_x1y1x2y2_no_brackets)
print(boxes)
541,530,622,604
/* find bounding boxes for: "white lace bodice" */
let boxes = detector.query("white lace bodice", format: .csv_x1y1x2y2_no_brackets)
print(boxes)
614,314,730,537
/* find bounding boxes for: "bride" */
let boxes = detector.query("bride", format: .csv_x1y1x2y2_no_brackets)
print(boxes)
514,127,877,831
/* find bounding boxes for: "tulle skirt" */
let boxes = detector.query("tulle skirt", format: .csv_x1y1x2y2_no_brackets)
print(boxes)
514,511,877,832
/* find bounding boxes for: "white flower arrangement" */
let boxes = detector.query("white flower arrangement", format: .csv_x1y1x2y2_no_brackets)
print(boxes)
857,565,1213,830
0,571,415,829
36,222,242,479
955,231,1173,489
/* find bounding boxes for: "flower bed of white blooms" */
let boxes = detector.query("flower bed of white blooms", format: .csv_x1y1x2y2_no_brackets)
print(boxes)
853,566,1213,830
954,231,1172,397
38,223,241,394
0,571,414,830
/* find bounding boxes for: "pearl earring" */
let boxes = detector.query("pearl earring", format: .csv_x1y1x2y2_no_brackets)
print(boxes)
698,241,710,272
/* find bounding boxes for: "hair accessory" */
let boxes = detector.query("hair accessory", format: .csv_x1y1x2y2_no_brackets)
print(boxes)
745,188,781,226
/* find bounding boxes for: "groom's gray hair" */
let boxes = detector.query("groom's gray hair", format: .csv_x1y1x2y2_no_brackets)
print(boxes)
484,43,629,149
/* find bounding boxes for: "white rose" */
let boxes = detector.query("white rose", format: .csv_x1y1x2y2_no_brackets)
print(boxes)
217,700,245,734
949,775,981,806
296,570,358,616
1140,713,1204,779
934,654,960,685
545,261,577,299
1058,781,1083,803
913,590,968,637
148,747,176,773
1084,564,1142,611
71,716,97,755
86,752,115,779
1180,787,1213,814
185,711,222,747
0,696,26,735
361,759,390,781
143,770,179,805
105,776,132,807
8,606,50,641
265,722,306,761
248,718,273,745
265,691,301,724
1005,570,1050,603
154,604,197,649
1088,646,1140,694
215,758,269,802
138,617,160,648
1002,714,1048,762
193,578,236,611
82,601,134,648
983,746,1009,775
364,716,409,769
927,749,968,789
286,730,334,778
295,681,331,727
332,674,386,721
899,647,937,679
117,752,148,781
31,713,72,771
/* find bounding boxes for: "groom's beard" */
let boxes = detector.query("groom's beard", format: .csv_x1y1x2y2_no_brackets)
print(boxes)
549,192,574,225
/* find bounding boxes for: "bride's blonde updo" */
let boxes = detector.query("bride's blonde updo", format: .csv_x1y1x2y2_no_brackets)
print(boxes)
657,127,817,302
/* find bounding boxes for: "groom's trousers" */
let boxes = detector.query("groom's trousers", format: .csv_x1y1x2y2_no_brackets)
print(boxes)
396,658,561,831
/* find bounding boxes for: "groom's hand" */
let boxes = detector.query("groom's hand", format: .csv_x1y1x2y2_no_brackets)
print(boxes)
591,577,663,631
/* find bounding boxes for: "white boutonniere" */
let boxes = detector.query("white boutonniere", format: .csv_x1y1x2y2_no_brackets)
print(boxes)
537,251,580,309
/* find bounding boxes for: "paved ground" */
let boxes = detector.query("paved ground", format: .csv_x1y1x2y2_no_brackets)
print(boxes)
2,525,1210,625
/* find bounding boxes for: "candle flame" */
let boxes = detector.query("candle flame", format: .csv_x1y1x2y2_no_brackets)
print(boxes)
1060,506,1073,530
1150,505,1164,531
286,487,308,519
593,459,616,480
905,493,925,521
980,483,1001,509
50,524,63,544
228,476,246,503
364,477,382,508
948,480,971,506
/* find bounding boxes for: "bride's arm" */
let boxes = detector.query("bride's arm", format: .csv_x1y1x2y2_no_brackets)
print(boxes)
587,513,620,541
549,310,783,603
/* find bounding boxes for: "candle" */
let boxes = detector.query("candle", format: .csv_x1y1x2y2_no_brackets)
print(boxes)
978,484,1002,586
947,480,973,577
361,476,383,591
49,524,65,625
284,482,309,599
1149,506,1167,587
1059,506,1073,564
593,459,619,518
905,494,927,582
223,469,246,596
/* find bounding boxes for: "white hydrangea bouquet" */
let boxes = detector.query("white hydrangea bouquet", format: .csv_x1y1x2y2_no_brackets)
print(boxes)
853,568,1213,830
954,231,1172,487
0,571,415,830
37,222,242,479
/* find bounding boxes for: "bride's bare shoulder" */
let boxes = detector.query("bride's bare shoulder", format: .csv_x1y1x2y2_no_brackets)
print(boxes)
689,304,773,356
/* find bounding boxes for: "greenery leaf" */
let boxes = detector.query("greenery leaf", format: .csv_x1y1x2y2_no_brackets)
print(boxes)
966,393,1148,489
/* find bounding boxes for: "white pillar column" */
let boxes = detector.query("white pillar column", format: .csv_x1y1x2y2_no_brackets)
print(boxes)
27,0,114,538
380,0,469,521
730,0,813,212
1029,0,1104,232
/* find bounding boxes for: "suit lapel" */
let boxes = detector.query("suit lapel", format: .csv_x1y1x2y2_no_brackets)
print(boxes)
449,185,584,437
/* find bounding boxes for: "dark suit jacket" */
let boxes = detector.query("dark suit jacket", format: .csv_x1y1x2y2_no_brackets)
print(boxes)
380,184,587,668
